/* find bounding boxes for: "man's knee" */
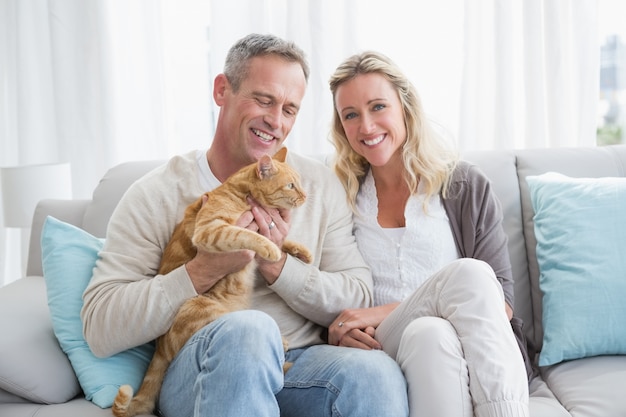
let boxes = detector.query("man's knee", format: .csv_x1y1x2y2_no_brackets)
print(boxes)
195,310,283,357
342,349,408,410
208,310,279,336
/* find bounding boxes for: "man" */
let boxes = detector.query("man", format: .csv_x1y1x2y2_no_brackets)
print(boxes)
81,33,408,417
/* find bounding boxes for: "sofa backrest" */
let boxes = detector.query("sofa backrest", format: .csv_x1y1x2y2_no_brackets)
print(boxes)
513,145,626,355
26,144,626,363
26,160,165,277
467,145,626,357
462,149,535,347
81,160,165,238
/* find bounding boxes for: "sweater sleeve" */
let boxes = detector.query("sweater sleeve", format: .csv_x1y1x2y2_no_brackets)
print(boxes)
268,154,373,328
443,162,515,308
81,154,203,357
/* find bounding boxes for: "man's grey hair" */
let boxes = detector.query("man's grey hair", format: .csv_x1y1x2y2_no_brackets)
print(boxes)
224,33,310,92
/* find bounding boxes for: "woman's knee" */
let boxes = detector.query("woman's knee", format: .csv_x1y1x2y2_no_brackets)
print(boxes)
399,317,460,352
450,258,494,278
444,258,502,296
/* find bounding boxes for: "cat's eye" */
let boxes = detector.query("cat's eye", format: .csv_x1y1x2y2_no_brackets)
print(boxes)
286,183,294,189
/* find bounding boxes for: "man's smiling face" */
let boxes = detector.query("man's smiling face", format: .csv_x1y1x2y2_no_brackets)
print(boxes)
220,55,307,166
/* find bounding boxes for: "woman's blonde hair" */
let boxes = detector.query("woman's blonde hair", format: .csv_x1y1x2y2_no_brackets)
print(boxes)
329,51,458,211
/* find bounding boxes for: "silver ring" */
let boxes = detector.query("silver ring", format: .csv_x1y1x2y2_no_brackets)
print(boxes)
338,322,344,327
269,221,276,230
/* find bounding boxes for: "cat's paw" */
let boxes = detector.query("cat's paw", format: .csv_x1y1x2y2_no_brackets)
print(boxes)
259,244,283,262
282,241,312,264
295,249,312,264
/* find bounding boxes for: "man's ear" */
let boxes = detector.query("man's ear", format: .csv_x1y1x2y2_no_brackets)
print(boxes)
213,73,229,105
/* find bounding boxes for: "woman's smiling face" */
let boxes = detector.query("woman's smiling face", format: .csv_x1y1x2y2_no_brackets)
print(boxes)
334,72,407,167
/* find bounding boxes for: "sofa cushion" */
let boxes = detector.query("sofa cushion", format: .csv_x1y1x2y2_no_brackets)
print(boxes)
0,397,119,417
527,172,626,366
541,356,626,416
41,216,155,408
0,387,30,404
0,276,80,404
516,145,626,356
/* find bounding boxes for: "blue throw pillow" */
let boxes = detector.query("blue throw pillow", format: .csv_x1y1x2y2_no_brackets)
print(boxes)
41,216,154,408
527,172,626,366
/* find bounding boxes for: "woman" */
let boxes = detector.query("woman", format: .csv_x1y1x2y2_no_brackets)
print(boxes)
327,51,530,417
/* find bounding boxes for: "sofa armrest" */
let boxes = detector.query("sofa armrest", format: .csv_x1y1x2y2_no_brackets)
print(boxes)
0,276,81,404
27,199,91,277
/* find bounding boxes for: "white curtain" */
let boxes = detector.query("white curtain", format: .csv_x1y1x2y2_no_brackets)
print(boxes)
0,0,601,286
459,0,598,150
1,0,169,197
207,0,361,157
0,0,171,285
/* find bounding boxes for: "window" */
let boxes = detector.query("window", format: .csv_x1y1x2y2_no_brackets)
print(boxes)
598,0,626,145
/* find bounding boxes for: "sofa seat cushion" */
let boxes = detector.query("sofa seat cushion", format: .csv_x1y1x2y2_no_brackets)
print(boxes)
541,355,626,416
0,387,30,404
526,376,570,417
0,276,81,403
0,397,129,417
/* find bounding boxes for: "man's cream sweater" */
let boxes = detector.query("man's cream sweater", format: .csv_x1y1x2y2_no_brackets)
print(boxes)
81,150,372,358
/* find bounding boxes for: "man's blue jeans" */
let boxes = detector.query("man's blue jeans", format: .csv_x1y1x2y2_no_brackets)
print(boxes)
158,310,408,417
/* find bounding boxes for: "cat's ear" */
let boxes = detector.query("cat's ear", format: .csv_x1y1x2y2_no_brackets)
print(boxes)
257,154,277,179
273,147,288,162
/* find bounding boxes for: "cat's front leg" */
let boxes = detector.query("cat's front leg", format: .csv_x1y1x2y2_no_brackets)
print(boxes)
193,223,283,262
282,241,312,264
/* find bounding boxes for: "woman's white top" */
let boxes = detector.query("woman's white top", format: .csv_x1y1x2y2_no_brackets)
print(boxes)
354,170,459,306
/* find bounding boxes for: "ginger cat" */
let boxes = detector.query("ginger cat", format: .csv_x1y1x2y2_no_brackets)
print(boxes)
112,147,312,417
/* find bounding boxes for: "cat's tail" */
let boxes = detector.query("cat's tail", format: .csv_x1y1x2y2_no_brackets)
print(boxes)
112,385,134,417
111,384,156,417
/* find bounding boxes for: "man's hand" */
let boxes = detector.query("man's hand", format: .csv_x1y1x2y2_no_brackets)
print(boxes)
186,249,254,294
185,195,257,294
247,197,292,285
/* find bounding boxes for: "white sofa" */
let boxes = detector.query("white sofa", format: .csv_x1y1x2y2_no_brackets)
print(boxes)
1,145,626,417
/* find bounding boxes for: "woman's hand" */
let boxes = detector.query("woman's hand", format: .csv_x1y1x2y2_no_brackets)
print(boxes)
329,305,396,349
335,326,380,350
